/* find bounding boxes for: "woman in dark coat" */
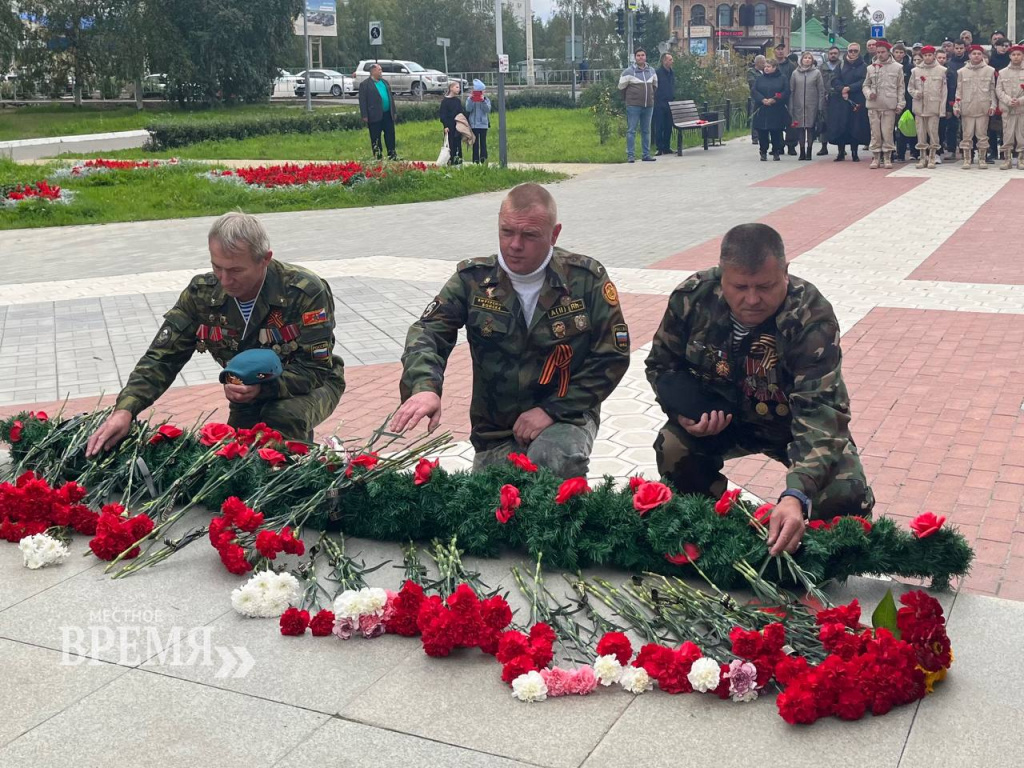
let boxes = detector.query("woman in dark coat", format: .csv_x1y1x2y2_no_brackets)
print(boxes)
827,50,870,161
439,82,464,165
752,60,790,161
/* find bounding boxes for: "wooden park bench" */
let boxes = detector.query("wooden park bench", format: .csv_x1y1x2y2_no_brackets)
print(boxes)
669,100,726,154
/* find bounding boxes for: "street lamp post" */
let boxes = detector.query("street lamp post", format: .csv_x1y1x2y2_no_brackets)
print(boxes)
494,0,507,166
302,5,312,113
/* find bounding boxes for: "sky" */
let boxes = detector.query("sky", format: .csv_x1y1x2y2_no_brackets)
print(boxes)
528,1,905,25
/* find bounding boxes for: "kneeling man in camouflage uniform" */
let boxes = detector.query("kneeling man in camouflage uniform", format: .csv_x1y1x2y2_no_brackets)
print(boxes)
392,183,630,478
86,211,345,456
646,223,874,555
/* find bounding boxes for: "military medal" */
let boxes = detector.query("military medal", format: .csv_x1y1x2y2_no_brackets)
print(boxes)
574,314,589,331
485,286,497,298
775,404,789,417
715,359,731,378
196,341,207,353
552,321,566,339
755,402,770,416
482,317,494,337
560,295,573,307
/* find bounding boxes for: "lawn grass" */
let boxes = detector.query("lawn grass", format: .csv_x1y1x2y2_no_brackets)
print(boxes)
58,108,752,164
0,103,357,142
0,158,564,230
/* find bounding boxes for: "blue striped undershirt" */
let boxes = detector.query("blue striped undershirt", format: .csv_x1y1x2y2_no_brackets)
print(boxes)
236,298,257,325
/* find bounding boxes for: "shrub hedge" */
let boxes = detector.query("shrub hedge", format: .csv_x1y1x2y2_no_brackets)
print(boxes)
145,90,578,150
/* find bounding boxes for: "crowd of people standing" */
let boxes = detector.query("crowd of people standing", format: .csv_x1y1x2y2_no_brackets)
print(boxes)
747,30,1024,170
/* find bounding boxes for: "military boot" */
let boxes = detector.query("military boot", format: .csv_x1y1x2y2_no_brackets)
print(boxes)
926,149,937,169
883,152,893,169
1018,151,1024,170
1001,150,1013,170
916,152,928,169
869,153,880,169
962,153,972,169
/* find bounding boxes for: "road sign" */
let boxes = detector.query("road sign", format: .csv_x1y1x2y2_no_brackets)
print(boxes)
871,10,886,24
870,25,885,39
436,37,450,47
498,54,509,73
369,21,382,45
564,35,582,61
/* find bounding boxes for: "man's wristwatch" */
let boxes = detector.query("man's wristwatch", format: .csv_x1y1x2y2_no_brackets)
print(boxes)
778,489,812,521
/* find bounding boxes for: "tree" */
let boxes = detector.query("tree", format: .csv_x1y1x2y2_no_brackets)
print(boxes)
633,2,670,62
95,1,161,109
888,0,1006,46
21,1,104,106
798,1,870,46
0,3,22,69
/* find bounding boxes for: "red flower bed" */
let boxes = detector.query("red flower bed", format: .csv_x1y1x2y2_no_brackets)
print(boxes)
212,161,429,189
3,180,63,202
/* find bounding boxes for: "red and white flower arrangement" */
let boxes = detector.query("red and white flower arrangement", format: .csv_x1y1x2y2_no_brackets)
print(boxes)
19,532,69,569
1,180,73,207
230,569,302,618
332,587,394,639
51,157,182,179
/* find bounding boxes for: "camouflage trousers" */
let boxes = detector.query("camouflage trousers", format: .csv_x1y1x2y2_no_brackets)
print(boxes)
473,414,599,479
653,419,875,519
228,380,343,442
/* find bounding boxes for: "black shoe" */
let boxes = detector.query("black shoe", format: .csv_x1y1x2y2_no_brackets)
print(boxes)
788,147,798,156
773,154,781,161
816,146,829,156
851,150,860,162
760,152,767,161
985,154,996,164
642,156,656,162
798,149,807,160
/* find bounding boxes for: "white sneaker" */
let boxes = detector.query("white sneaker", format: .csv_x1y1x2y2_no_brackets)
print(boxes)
935,156,942,164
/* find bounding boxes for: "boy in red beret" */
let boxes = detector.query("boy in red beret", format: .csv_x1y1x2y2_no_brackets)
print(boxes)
909,45,948,168
863,40,906,169
954,44,997,168
996,45,1024,169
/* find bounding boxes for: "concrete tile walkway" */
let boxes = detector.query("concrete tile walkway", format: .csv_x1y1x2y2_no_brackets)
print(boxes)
3,141,1024,765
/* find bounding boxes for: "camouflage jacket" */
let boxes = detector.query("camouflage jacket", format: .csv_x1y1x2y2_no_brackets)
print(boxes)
114,260,345,417
645,267,853,498
400,247,631,448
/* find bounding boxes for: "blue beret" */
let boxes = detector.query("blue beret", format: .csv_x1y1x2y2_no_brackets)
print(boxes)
219,348,283,386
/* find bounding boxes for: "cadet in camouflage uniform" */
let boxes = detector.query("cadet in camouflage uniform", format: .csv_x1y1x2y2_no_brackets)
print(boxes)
392,184,630,478
646,223,873,555
86,212,344,456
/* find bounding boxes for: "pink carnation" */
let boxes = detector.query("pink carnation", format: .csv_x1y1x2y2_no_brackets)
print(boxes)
569,666,598,695
540,667,574,697
333,615,356,640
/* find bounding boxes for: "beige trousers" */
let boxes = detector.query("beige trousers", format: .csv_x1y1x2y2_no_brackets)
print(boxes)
1004,113,1024,153
869,109,896,152
959,114,990,153
915,115,941,152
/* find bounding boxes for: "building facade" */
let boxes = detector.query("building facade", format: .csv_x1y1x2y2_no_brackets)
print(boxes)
669,1,794,59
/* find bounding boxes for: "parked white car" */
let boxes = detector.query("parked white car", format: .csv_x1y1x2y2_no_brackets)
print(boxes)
294,69,355,97
353,59,454,97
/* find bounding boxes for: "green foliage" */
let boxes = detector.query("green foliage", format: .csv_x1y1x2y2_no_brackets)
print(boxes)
871,589,900,637
1,411,976,592
580,81,624,144
889,0,1007,48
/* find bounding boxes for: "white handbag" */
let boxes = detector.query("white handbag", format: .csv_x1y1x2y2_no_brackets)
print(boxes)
436,131,451,165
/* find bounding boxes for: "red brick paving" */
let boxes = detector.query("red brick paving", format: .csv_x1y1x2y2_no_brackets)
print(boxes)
648,162,925,272
908,179,1024,284
725,307,1024,598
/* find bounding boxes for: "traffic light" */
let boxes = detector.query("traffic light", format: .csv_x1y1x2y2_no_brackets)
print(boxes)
821,16,830,36
616,9,624,37
636,10,647,37
837,16,848,36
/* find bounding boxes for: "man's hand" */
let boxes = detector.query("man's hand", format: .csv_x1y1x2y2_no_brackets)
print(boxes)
868,92,876,100
85,409,134,459
988,108,996,116
390,392,442,434
224,383,261,405
512,408,554,446
678,411,732,438
766,496,806,556
842,86,850,96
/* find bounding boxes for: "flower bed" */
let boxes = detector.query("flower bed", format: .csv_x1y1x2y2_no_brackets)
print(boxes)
50,157,183,179
205,160,429,189
1,180,73,207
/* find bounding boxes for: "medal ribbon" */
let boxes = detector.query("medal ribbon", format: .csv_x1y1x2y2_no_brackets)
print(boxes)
539,344,573,397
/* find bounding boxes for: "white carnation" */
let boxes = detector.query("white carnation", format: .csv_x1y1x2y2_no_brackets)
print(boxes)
511,671,548,703
593,654,623,686
362,587,388,615
686,657,721,693
618,666,653,694
231,571,300,618
19,533,69,570
333,589,362,619
334,587,389,619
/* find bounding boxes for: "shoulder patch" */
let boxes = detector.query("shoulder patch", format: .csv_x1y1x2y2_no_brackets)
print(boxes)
678,273,706,293
457,255,496,272
602,281,620,306
189,272,218,289
558,250,606,277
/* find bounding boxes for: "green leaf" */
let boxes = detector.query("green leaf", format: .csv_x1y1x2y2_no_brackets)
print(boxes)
871,589,901,638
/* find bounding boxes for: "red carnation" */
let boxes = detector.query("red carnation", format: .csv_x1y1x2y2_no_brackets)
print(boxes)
507,452,539,472
279,607,310,636
345,452,379,477
9,420,23,443
218,543,252,574
215,442,248,460
921,76,926,81
628,475,646,492
753,503,774,525
816,599,862,629
30,411,48,422
309,609,335,636
554,476,590,504
257,447,287,467
285,441,310,455
714,488,741,515
501,653,538,683
199,422,235,446
495,483,521,523
413,457,440,486
255,529,283,559
279,526,305,555
633,480,672,514
774,92,783,98
596,631,633,665
910,511,945,538
148,424,184,445
665,543,701,565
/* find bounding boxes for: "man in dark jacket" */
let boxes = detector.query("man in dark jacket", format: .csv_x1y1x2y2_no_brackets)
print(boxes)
358,64,399,160
773,43,798,154
654,53,676,155
944,42,968,156
817,46,843,155
988,37,1012,161
827,44,870,161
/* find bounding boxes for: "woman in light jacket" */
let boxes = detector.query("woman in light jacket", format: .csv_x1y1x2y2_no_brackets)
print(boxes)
790,52,826,160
